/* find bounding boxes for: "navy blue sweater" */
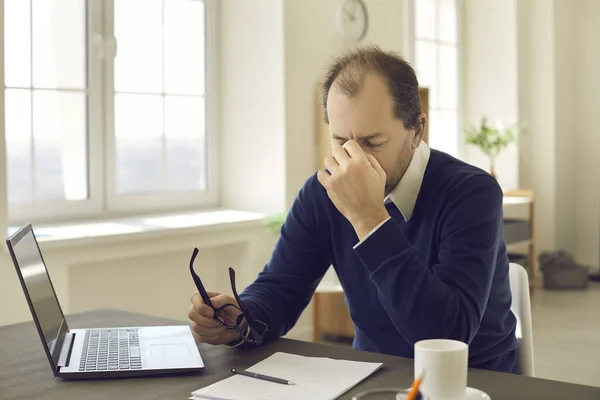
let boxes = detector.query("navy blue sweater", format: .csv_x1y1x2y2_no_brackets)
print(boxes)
240,150,518,372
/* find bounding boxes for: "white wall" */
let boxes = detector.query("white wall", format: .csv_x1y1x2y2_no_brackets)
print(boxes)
463,0,519,190
219,0,287,214
0,225,278,327
0,0,6,246
573,0,600,270
515,0,599,270
0,253,31,325
553,0,577,254
516,0,557,255
282,0,343,205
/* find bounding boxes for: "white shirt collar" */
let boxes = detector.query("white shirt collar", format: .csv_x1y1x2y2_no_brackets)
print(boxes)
384,142,431,221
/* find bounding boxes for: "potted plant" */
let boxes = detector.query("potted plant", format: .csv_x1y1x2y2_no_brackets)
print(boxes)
465,116,523,179
264,213,287,235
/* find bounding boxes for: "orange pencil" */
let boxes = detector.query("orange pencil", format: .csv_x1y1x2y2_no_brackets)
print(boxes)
406,371,425,400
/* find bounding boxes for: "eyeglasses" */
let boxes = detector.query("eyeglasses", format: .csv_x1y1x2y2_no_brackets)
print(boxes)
189,248,268,346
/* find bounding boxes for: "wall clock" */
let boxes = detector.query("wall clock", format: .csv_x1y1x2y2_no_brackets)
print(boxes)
337,0,369,42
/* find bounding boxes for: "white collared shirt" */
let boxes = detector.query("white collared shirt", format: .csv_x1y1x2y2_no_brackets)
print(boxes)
354,142,431,248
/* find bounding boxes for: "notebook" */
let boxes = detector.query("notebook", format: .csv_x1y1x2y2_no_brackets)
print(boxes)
190,352,383,400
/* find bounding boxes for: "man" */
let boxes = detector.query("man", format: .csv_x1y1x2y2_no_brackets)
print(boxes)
188,46,518,373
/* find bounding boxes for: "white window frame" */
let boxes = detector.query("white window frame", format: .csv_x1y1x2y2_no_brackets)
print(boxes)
7,0,219,226
406,0,463,159
7,0,103,225
102,0,219,216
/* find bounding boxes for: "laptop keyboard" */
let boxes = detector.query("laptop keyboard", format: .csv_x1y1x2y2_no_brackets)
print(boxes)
79,329,142,372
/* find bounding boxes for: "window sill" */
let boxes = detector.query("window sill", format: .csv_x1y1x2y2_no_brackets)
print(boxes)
8,209,267,251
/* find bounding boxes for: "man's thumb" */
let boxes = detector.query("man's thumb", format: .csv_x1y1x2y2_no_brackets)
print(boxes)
210,293,235,308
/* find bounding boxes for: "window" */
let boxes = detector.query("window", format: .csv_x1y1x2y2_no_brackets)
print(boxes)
3,0,216,224
413,0,460,157
4,0,88,206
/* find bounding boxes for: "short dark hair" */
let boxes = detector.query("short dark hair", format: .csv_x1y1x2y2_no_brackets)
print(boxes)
321,45,422,130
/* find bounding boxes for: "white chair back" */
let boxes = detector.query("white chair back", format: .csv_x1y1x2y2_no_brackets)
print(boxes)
508,262,535,376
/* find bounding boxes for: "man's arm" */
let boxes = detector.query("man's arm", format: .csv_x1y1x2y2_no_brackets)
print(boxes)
239,177,332,343
353,175,504,345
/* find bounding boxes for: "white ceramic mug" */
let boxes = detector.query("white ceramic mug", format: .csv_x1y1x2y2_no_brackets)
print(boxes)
414,339,469,400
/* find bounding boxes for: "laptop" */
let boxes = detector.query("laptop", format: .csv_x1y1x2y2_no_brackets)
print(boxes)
6,224,205,379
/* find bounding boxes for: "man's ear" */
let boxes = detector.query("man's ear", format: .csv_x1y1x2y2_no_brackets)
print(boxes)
411,113,427,150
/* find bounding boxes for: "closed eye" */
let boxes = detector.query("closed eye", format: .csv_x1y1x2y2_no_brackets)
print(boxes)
366,142,385,149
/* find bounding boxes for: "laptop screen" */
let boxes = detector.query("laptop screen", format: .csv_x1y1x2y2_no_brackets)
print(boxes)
9,227,66,366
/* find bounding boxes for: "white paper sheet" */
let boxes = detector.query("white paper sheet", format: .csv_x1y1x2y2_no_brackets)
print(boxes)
190,352,383,400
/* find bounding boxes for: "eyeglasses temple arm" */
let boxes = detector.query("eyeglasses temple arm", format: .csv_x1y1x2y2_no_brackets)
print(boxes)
229,267,249,317
229,267,266,344
190,248,214,308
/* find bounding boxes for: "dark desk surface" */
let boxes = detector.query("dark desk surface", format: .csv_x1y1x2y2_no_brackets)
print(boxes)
1,309,599,400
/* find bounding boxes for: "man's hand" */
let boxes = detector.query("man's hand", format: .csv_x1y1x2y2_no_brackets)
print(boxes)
188,291,244,346
317,140,390,240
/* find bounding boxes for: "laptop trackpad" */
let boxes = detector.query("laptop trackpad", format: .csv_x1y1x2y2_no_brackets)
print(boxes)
150,344,190,358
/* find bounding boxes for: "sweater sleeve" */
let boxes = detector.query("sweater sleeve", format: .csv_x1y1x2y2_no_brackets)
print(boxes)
239,176,331,343
353,175,504,345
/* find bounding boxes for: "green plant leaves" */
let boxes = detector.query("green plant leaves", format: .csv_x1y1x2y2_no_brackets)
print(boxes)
264,213,287,235
465,116,522,158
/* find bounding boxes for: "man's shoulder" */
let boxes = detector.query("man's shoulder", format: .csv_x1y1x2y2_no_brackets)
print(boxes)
292,172,333,214
285,173,337,236
428,149,498,182
299,172,328,199
424,150,503,205
428,149,490,177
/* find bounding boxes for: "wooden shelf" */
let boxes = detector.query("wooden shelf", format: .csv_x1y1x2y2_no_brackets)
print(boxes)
506,239,532,252
502,189,536,292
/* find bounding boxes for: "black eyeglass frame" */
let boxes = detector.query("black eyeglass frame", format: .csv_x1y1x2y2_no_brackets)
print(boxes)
189,248,268,346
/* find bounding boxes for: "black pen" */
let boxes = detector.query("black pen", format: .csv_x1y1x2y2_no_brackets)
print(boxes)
231,368,296,385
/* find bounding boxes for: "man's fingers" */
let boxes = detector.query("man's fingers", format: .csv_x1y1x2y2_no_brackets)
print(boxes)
189,290,236,347
188,304,216,325
331,139,351,164
190,322,224,342
342,140,366,160
210,294,238,309
188,308,222,333
190,321,235,346
188,303,220,328
323,156,339,174
365,153,386,179
317,169,331,189
191,292,215,318
190,321,221,337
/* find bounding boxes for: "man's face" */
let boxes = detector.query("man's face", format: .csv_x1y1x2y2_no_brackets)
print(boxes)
326,72,420,195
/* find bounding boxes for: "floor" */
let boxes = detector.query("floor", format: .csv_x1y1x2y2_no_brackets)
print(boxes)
321,282,600,388
530,282,600,387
